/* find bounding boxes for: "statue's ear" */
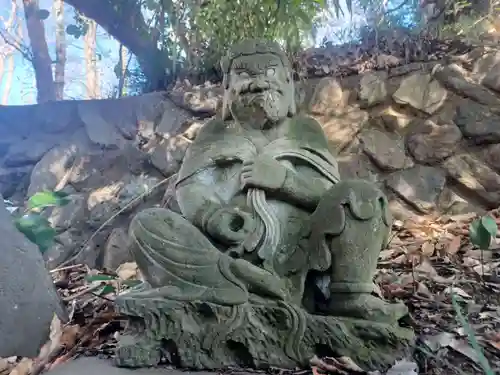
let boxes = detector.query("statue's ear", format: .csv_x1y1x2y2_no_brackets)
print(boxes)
287,79,297,117
221,89,232,120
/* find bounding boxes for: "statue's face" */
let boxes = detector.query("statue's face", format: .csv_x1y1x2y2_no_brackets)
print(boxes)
226,53,292,128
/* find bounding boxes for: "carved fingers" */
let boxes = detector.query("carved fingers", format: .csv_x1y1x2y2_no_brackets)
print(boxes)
240,156,287,192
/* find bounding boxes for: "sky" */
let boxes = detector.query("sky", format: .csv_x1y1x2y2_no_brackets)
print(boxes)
0,0,412,106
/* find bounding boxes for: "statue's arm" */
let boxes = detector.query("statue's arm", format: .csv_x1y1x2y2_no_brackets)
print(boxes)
279,168,334,211
176,179,224,232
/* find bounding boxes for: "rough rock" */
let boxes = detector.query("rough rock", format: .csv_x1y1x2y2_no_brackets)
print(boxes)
0,165,32,199
385,166,446,213
406,119,462,164
444,154,500,207
309,77,346,115
393,72,447,114
155,99,193,139
3,135,61,167
454,100,500,144
169,82,223,115
337,153,380,183
472,51,500,93
78,101,125,149
377,106,414,133
45,357,217,375
481,143,500,173
149,136,191,177
359,129,413,171
0,196,67,358
28,128,93,197
321,108,369,153
47,193,86,232
103,228,132,271
358,71,388,107
432,64,500,111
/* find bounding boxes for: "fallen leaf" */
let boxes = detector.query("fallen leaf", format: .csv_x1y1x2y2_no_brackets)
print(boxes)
445,286,472,299
421,241,435,256
386,359,418,374
8,358,32,375
446,235,462,255
448,338,482,365
116,262,138,280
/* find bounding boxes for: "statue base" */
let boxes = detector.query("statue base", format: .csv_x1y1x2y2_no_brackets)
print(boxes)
113,294,414,372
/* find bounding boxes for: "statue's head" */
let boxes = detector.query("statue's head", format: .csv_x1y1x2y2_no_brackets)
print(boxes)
220,39,297,128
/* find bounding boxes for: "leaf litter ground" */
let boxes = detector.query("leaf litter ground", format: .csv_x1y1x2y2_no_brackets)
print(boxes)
1,211,500,375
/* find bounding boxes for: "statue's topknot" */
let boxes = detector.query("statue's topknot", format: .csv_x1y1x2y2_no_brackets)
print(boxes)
220,39,291,74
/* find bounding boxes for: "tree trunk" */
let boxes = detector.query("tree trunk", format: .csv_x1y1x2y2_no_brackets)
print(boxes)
22,0,56,103
84,20,99,99
64,0,168,89
0,0,18,104
117,44,128,98
53,0,66,100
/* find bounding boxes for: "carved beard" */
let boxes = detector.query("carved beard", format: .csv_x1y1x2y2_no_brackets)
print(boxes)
229,89,287,129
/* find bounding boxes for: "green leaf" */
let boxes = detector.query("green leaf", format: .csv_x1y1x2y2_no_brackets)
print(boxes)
66,24,79,36
86,274,116,282
14,213,56,253
28,190,70,210
37,9,50,20
122,280,142,287
97,284,116,296
469,219,492,250
480,215,498,237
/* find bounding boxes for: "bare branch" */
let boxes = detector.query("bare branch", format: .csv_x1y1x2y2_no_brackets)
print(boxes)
0,27,32,60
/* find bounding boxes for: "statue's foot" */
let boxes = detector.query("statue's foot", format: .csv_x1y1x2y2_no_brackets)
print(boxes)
114,333,161,368
327,293,408,324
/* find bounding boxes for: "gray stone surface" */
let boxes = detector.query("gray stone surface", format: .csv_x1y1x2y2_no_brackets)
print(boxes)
0,196,67,358
46,357,216,375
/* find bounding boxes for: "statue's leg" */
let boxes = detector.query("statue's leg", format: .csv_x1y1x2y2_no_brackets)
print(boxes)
126,207,249,306
308,179,408,323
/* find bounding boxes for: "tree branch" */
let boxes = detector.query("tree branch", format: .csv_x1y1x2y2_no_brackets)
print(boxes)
64,0,170,88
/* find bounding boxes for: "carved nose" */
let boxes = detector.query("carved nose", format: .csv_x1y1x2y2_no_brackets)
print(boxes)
249,79,270,93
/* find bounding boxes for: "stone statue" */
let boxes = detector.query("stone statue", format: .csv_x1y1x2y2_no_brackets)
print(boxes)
114,39,413,372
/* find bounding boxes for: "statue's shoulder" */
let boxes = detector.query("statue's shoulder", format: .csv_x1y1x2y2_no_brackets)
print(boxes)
288,114,329,145
193,117,232,143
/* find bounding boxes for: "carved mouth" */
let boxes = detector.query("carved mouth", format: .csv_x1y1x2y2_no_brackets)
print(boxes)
240,87,283,97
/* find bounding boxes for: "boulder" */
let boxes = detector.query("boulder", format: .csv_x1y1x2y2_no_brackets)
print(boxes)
0,196,67,357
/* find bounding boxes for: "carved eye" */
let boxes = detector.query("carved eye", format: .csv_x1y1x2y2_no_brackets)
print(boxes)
266,67,276,76
238,71,250,78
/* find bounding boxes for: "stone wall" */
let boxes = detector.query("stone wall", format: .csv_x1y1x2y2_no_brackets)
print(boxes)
2,46,500,270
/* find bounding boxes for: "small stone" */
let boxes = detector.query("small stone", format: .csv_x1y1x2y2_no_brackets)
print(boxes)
378,106,414,133
321,108,369,154
454,100,500,144
47,194,86,232
358,71,388,108
444,154,500,207
308,77,346,115
103,228,132,271
359,129,413,171
438,187,484,216
481,143,500,172
393,72,447,114
473,50,500,91
406,120,462,164
385,166,446,213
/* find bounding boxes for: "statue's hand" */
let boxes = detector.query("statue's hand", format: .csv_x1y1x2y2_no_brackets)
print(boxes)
205,207,255,245
241,156,287,192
